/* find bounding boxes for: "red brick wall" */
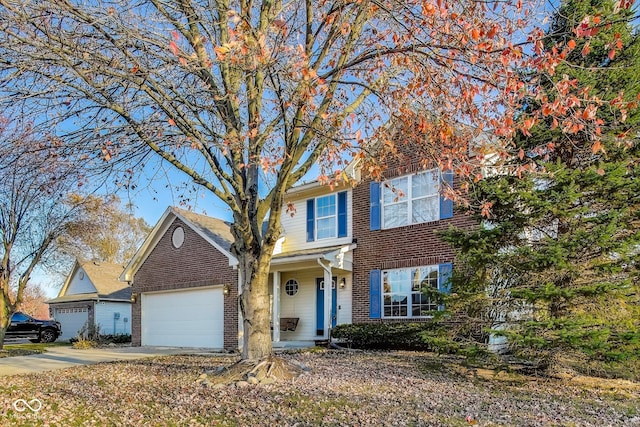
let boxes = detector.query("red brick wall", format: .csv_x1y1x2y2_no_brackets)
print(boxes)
131,218,238,350
352,156,477,323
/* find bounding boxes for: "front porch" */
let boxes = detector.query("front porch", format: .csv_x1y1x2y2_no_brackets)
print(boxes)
268,244,355,344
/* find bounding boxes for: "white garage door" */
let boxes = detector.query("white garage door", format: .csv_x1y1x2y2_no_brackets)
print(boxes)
141,287,224,348
54,307,89,341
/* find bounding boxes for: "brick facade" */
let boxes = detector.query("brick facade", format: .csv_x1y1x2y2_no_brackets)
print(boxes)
131,218,238,350
352,155,477,323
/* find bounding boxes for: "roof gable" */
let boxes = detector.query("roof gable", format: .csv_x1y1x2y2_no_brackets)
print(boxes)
120,206,237,282
57,259,130,301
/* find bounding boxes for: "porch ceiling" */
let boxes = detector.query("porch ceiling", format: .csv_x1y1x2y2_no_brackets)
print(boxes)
270,244,355,272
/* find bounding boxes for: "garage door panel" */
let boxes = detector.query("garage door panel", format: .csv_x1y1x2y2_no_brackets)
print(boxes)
141,287,224,348
54,308,89,341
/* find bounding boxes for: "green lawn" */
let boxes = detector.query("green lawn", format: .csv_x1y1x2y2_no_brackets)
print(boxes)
0,342,69,358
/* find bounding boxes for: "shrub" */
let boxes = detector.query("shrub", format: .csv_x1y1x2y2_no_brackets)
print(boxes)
333,322,441,351
71,322,131,346
99,334,132,344
332,322,492,358
76,321,102,342
72,338,98,349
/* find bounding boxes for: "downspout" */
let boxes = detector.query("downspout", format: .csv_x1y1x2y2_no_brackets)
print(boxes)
317,258,333,341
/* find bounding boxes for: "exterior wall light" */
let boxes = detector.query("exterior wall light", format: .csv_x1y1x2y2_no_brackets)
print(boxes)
130,292,138,304
339,278,346,289
223,284,231,295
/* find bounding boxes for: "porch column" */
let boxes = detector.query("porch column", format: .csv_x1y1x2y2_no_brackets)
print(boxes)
323,266,332,339
272,271,281,343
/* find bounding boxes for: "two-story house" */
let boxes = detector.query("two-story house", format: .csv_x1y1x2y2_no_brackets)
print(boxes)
121,154,473,351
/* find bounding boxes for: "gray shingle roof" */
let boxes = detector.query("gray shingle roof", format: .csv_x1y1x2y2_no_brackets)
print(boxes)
172,207,234,252
80,261,131,300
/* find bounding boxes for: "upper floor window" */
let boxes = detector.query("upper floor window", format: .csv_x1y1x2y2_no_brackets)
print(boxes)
316,194,337,240
307,191,348,242
382,169,440,228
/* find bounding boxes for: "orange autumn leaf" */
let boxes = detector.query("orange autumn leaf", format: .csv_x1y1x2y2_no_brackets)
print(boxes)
471,28,480,41
214,46,229,60
592,140,602,154
567,39,576,49
168,118,176,126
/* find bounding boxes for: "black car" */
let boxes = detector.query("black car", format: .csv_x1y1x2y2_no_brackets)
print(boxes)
5,312,62,343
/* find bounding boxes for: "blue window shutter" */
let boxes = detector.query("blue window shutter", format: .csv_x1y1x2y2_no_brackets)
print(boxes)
337,191,347,237
440,171,454,220
306,198,315,242
370,182,381,230
439,263,453,294
369,269,381,319
438,262,453,311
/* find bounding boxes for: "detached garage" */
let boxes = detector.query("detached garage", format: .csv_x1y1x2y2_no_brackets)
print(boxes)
121,207,239,351
141,287,224,348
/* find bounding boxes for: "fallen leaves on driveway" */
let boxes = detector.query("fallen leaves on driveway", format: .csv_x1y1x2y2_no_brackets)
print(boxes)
1,350,638,426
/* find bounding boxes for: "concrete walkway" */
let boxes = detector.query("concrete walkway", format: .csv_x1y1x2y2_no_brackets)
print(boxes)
0,346,220,376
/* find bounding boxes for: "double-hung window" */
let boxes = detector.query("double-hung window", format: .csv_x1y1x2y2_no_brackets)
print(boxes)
382,169,440,228
306,191,348,241
382,265,440,318
369,263,452,319
315,194,337,240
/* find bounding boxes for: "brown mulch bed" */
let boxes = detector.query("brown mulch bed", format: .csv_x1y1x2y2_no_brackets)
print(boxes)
1,350,638,426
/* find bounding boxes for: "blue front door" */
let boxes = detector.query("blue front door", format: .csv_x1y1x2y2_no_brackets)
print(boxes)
316,277,338,336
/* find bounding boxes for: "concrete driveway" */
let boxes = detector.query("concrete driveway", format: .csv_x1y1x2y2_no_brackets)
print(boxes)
0,346,220,376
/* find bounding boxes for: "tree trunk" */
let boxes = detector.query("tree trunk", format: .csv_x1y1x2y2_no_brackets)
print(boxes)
0,295,8,351
239,250,274,360
0,288,13,350
236,227,273,360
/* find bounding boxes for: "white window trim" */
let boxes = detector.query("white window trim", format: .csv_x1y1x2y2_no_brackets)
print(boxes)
284,279,299,297
315,194,337,240
381,169,440,229
381,265,441,319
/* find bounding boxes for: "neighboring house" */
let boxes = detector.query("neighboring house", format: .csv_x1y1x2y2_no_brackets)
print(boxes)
120,208,238,350
47,260,132,341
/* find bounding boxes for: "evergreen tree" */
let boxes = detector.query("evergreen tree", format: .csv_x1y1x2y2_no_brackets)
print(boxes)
441,0,639,374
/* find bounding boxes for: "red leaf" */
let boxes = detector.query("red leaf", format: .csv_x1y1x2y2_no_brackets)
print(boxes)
581,42,591,57
608,49,616,60
169,41,179,55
